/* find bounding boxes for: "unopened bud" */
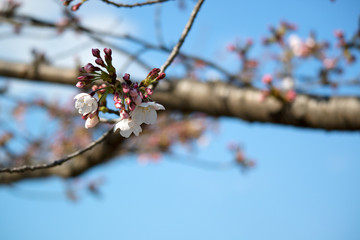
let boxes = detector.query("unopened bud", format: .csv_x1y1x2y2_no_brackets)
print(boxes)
129,102,136,111
114,101,122,109
120,110,129,119
145,88,153,95
130,89,138,97
95,58,105,67
123,73,130,81
104,48,112,57
92,85,99,91
133,95,142,105
334,30,344,38
76,81,85,88
122,83,130,93
125,97,131,105
71,2,81,11
156,72,166,80
262,74,273,84
92,48,101,58
77,75,92,81
84,63,96,73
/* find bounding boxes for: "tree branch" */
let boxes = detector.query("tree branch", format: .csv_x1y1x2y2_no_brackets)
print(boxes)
0,130,124,184
1,60,360,131
160,0,205,73
0,128,113,174
101,0,170,8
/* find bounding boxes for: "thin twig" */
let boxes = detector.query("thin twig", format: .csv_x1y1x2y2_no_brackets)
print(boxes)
160,0,205,73
101,0,170,8
0,128,113,173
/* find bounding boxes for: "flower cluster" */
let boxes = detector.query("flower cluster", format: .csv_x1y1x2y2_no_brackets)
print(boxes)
62,0,86,11
74,48,166,137
262,21,297,46
260,74,296,103
288,34,328,59
334,29,359,64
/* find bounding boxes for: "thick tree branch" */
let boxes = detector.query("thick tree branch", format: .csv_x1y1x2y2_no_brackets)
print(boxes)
1,60,360,131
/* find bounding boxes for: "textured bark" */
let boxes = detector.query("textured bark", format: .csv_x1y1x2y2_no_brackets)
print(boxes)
155,80,360,131
1,59,359,131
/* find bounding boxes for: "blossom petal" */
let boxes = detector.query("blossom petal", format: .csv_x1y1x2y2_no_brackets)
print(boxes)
85,114,99,129
143,108,157,124
120,129,132,138
132,124,142,136
74,93,88,100
131,107,146,124
153,103,165,111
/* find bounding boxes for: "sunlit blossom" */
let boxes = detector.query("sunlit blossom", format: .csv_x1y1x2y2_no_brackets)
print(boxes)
131,102,165,125
74,93,98,116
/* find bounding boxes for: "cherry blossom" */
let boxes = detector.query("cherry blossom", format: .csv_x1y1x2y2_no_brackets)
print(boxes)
114,118,142,138
131,102,165,125
281,76,295,91
74,93,98,116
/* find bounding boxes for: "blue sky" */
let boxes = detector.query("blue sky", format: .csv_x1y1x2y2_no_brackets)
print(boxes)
1,0,360,239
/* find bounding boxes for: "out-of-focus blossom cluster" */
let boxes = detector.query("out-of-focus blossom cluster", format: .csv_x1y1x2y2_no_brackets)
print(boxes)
227,142,255,171
0,0,22,33
74,48,166,137
0,97,93,169
62,0,87,11
260,74,297,103
227,38,258,84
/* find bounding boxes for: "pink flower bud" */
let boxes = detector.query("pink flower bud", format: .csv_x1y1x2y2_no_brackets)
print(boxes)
84,63,96,73
227,44,236,51
99,84,107,93
130,89,138,97
77,75,93,81
262,74,273,84
120,110,129,119
133,95,142,105
334,30,344,38
92,85,98,91
156,72,166,80
85,113,100,129
76,81,85,88
104,48,112,57
145,88,153,95
129,102,136,111
92,48,101,58
114,101,122,109
122,83,130,93
113,92,121,102
286,90,297,102
125,97,131,105
123,73,130,81
71,3,81,11
133,82,138,89
104,54,112,63
95,58,105,67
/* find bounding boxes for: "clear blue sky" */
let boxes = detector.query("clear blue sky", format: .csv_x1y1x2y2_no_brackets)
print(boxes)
1,0,360,239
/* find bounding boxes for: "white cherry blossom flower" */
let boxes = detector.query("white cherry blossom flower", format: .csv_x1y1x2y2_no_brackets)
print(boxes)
74,93,98,116
288,34,306,57
114,118,142,138
281,76,295,91
131,102,165,125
